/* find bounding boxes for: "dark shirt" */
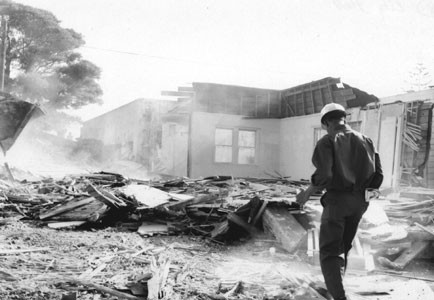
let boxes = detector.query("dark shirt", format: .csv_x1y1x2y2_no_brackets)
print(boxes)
311,123,383,192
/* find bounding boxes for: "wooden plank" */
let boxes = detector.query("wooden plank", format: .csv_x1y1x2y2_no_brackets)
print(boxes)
379,241,430,270
267,92,271,116
262,207,307,253
66,278,143,300
254,95,258,117
0,247,50,255
307,229,314,257
227,213,258,236
52,198,108,221
328,85,334,102
414,222,434,237
319,88,325,106
283,81,339,96
310,90,315,113
137,222,169,236
292,95,297,115
278,91,282,117
301,92,306,115
87,184,127,208
166,193,218,210
251,200,268,225
39,197,96,220
210,220,229,239
148,257,171,300
286,101,295,117
47,221,86,229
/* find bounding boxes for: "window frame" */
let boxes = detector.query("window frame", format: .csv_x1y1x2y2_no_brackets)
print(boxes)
214,127,234,164
213,127,258,165
237,128,257,165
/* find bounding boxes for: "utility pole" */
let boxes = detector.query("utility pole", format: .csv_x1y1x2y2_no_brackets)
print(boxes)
0,13,14,181
0,15,7,91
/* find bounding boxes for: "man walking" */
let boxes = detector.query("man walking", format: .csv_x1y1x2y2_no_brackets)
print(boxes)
296,103,383,300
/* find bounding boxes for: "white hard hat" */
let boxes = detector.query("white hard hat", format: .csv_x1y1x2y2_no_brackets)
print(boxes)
320,103,346,124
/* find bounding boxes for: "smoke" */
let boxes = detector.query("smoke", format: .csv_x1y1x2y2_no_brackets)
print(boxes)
0,105,153,181
0,102,97,180
1,115,88,180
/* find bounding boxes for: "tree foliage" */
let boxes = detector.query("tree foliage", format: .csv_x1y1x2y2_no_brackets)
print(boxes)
0,0,102,109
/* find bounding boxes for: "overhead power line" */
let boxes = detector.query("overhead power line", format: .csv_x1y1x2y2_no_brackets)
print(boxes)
81,45,291,76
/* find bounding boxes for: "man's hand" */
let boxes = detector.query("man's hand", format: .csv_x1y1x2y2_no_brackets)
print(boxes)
296,188,310,208
296,185,319,208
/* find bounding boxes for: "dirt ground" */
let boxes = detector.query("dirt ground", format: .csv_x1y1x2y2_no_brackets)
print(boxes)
1,220,434,300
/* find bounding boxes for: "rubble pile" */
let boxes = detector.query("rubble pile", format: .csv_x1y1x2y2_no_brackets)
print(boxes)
0,172,329,300
1,171,434,299
354,189,434,274
0,222,223,300
0,172,307,238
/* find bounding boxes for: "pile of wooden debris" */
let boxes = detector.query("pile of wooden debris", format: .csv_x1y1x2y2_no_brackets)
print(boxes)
355,188,434,274
0,173,309,241
1,172,434,299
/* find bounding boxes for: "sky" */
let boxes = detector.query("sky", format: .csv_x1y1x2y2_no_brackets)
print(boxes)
15,0,434,121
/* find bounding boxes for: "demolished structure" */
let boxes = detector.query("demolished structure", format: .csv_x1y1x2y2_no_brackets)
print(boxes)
2,80,434,299
81,77,377,178
81,78,434,191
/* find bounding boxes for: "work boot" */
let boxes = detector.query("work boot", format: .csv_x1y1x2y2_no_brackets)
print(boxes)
308,282,333,300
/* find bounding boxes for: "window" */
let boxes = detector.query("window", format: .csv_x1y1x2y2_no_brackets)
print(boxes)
238,130,256,164
214,128,257,164
215,128,233,163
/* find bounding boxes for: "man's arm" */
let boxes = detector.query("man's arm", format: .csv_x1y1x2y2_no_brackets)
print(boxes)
296,138,334,207
367,152,383,189
296,184,321,207
365,137,383,189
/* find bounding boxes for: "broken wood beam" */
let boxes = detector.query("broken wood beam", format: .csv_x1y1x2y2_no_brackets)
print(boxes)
262,207,307,253
148,257,171,300
407,226,434,241
227,213,259,236
371,270,434,282
377,241,430,270
87,184,127,208
47,221,86,229
414,222,434,238
0,247,50,255
251,200,268,225
65,278,143,300
39,197,97,220
166,193,218,210
210,220,229,239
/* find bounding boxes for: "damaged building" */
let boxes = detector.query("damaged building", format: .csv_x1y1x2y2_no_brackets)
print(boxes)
2,83,434,299
80,98,178,172
80,78,434,190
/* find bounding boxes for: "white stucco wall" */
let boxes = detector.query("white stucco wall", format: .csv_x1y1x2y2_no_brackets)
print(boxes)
279,108,369,181
279,114,321,180
161,121,189,177
190,112,281,178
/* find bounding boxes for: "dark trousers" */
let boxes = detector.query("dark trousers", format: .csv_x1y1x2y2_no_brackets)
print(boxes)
319,191,368,300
